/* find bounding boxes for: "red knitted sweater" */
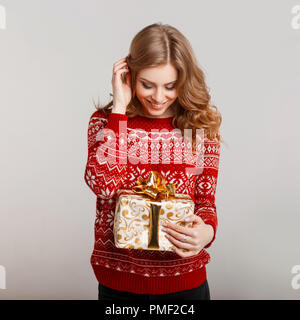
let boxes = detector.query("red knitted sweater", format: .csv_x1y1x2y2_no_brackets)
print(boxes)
84,110,221,295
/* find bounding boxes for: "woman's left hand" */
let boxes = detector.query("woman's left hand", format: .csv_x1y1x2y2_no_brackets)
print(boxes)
161,214,214,258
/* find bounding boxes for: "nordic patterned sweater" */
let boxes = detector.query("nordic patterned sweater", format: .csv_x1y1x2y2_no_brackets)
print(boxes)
84,110,221,295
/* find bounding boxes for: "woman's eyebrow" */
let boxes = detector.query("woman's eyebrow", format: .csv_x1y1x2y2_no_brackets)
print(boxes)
139,77,177,85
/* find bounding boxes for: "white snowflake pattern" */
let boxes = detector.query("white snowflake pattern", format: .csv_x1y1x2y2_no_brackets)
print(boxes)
106,210,115,227
95,209,104,225
85,170,96,187
100,187,115,199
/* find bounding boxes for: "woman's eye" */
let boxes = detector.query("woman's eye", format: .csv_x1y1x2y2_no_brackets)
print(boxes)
166,86,176,91
141,82,175,90
142,82,152,89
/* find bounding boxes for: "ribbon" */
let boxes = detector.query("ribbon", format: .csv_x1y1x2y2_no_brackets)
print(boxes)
131,171,178,249
131,170,177,201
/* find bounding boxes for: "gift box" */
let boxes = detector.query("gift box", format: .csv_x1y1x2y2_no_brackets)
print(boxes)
113,171,194,251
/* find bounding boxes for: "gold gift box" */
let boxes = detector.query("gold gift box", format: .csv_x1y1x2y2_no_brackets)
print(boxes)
113,171,194,251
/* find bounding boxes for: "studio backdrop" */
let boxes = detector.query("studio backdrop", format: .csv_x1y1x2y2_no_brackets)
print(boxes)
0,0,300,299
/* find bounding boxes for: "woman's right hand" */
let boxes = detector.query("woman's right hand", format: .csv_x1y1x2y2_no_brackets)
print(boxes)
111,56,132,113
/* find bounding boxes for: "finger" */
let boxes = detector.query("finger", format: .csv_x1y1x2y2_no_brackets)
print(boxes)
113,62,129,73
171,245,194,258
164,227,195,244
165,232,193,250
113,58,127,66
113,67,130,78
185,214,204,226
164,221,193,235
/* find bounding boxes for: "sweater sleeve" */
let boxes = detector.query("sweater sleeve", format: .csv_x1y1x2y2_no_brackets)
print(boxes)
84,110,129,199
194,139,221,249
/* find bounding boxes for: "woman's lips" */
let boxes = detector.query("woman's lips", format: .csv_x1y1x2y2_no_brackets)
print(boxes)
146,99,168,110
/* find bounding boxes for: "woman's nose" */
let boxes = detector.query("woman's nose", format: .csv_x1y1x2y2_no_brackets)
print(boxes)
152,88,166,104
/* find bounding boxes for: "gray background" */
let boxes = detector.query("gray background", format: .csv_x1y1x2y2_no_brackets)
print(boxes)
0,0,299,299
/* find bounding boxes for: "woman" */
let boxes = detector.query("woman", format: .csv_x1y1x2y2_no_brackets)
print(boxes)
84,22,223,301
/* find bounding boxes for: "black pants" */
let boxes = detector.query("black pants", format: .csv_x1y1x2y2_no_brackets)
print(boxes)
98,280,210,301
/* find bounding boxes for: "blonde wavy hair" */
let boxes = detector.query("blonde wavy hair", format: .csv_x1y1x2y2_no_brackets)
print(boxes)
94,22,225,150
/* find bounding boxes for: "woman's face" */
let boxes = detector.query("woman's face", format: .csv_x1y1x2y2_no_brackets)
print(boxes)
135,63,178,118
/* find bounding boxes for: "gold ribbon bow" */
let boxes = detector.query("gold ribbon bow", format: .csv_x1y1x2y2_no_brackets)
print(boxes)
131,170,177,201
131,171,177,249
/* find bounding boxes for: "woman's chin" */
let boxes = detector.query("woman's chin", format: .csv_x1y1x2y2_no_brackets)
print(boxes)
142,108,168,117
146,108,165,115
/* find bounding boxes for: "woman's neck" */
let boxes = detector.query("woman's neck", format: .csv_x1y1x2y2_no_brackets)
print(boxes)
138,108,175,119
